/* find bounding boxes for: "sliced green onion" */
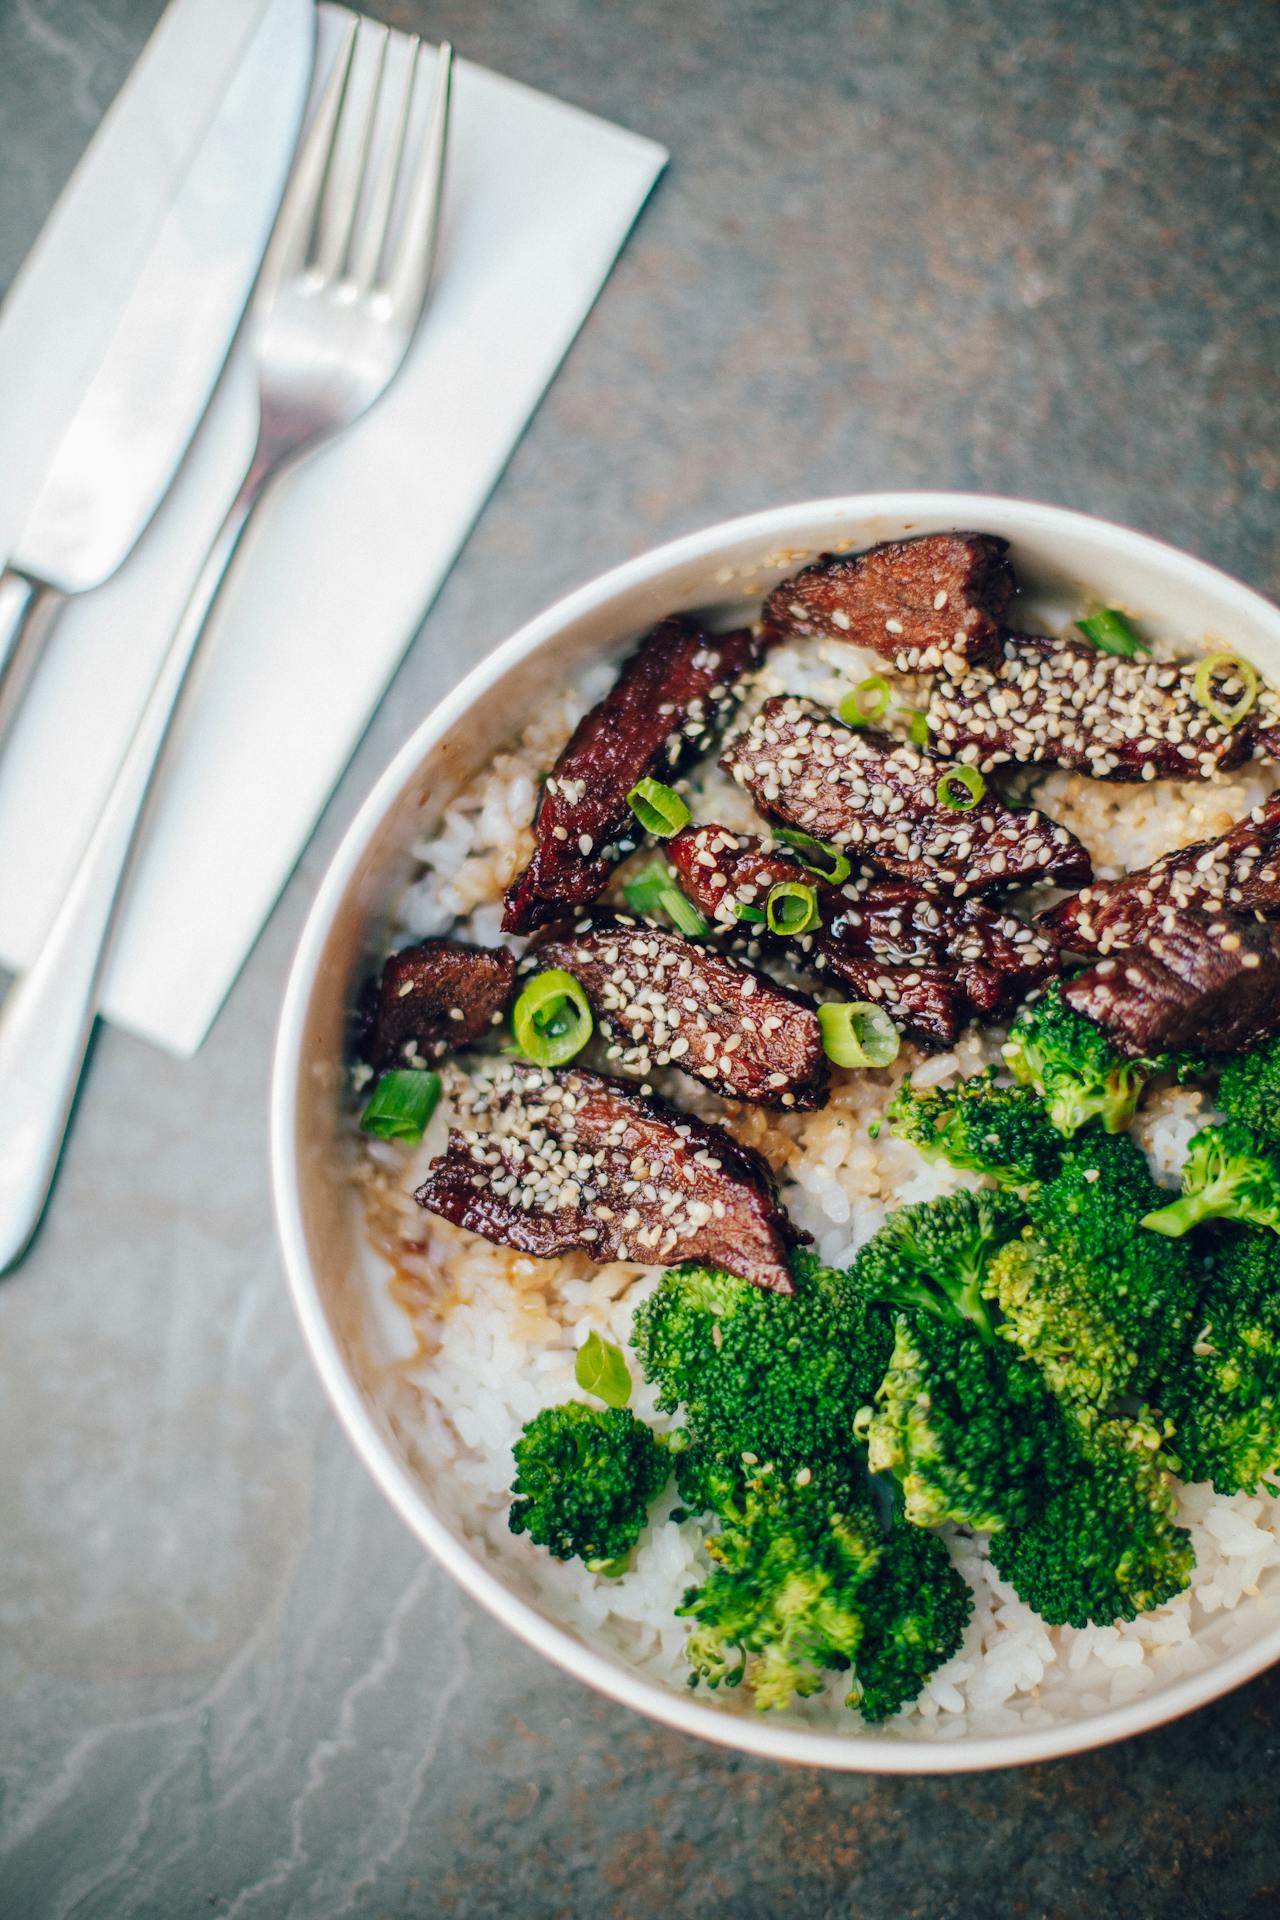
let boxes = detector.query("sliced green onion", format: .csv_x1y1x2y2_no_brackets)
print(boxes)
359,1068,442,1143
622,861,709,937
818,1002,900,1069
1076,608,1150,658
575,1329,632,1408
659,884,710,938
904,708,931,747
623,859,671,916
512,968,593,1067
733,901,767,924
936,765,986,811
766,881,820,937
838,674,893,728
774,827,852,885
1193,651,1259,730
626,776,690,838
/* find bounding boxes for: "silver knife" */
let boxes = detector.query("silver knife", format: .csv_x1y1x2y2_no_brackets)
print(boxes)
0,0,315,741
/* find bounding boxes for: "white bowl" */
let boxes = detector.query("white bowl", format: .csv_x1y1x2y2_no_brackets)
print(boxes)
271,491,1280,1772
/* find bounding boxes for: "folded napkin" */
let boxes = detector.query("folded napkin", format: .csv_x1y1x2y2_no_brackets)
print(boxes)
0,0,665,1056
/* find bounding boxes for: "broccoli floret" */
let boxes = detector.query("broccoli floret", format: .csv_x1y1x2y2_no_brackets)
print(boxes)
851,1189,1025,1340
1218,1037,1280,1151
631,1251,893,1473
850,1515,973,1723
678,1461,970,1718
1142,1120,1280,1239
989,1419,1193,1626
1004,979,1166,1136
1159,1228,1280,1493
987,1131,1199,1409
888,1071,1066,1188
866,1314,1079,1532
509,1401,672,1571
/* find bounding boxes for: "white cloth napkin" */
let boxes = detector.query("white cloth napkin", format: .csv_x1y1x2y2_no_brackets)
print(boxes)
0,0,665,1056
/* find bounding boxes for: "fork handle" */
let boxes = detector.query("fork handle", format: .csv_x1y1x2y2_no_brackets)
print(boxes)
0,444,273,1273
0,571,65,752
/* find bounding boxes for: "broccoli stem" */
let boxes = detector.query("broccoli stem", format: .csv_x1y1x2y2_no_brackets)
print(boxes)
1142,1191,1220,1238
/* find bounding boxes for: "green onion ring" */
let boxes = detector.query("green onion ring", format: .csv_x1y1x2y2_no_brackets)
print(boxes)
658,884,711,938
774,827,852,885
626,777,691,838
936,764,986,811
359,1068,443,1143
1076,608,1150,658
512,968,594,1067
838,674,892,728
1192,652,1259,730
817,1001,901,1069
765,881,820,937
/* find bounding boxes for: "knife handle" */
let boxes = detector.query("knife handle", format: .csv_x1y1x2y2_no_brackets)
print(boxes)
0,448,272,1273
0,570,63,749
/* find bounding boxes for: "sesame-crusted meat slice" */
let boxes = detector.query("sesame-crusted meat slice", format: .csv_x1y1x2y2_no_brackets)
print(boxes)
1043,793,1280,955
763,532,1014,673
1064,913,1280,1057
370,939,516,1067
667,823,1057,1045
502,616,760,934
720,696,1091,895
926,632,1258,781
525,910,828,1110
414,1063,807,1292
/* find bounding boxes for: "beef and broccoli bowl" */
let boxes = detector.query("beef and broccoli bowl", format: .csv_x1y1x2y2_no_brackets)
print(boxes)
274,497,1280,1769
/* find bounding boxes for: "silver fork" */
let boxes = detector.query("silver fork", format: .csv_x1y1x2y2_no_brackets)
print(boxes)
0,21,454,1270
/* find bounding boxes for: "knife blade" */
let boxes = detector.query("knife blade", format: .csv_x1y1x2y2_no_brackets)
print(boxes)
0,0,314,733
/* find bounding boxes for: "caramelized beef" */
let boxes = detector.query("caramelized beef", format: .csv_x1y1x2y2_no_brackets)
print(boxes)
763,532,1014,672
371,940,516,1067
526,910,827,1109
502,616,760,933
667,823,1057,1046
721,697,1090,895
1043,793,1280,954
414,1064,806,1292
1064,914,1280,1056
926,633,1258,780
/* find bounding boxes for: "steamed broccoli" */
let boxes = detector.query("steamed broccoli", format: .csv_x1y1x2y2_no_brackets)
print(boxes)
887,1071,1066,1188
678,1461,971,1718
1217,1036,1280,1152
1159,1228,1280,1493
866,1314,1078,1533
631,1251,892,1473
988,1419,1194,1626
1142,1121,1280,1239
987,1131,1199,1410
1004,980,1166,1137
509,1401,672,1571
850,1189,1026,1341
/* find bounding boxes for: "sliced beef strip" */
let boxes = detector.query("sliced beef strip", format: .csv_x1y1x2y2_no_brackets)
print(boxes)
1043,793,1280,954
371,940,516,1068
720,696,1090,895
525,910,828,1110
414,1063,807,1293
667,823,1057,1046
925,632,1258,781
762,532,1014,672
502,615,761,934
1064,913,1280,1057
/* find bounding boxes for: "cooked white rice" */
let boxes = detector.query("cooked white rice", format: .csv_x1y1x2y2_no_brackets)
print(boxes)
353,632,1280,1742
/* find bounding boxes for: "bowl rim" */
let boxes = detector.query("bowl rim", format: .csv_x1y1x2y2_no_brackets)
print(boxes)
271,489,1280,1773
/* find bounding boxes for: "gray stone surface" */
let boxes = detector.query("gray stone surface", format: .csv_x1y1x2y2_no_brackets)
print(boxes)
2,0,1279,1914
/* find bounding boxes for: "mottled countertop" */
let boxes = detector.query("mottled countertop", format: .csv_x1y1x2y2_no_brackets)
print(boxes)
3,1,1279,1915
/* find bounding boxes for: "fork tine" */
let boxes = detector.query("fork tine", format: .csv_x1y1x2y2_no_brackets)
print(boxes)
385,41,453,320
255,17,358,302
314,21,391,283
348,33,419,293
